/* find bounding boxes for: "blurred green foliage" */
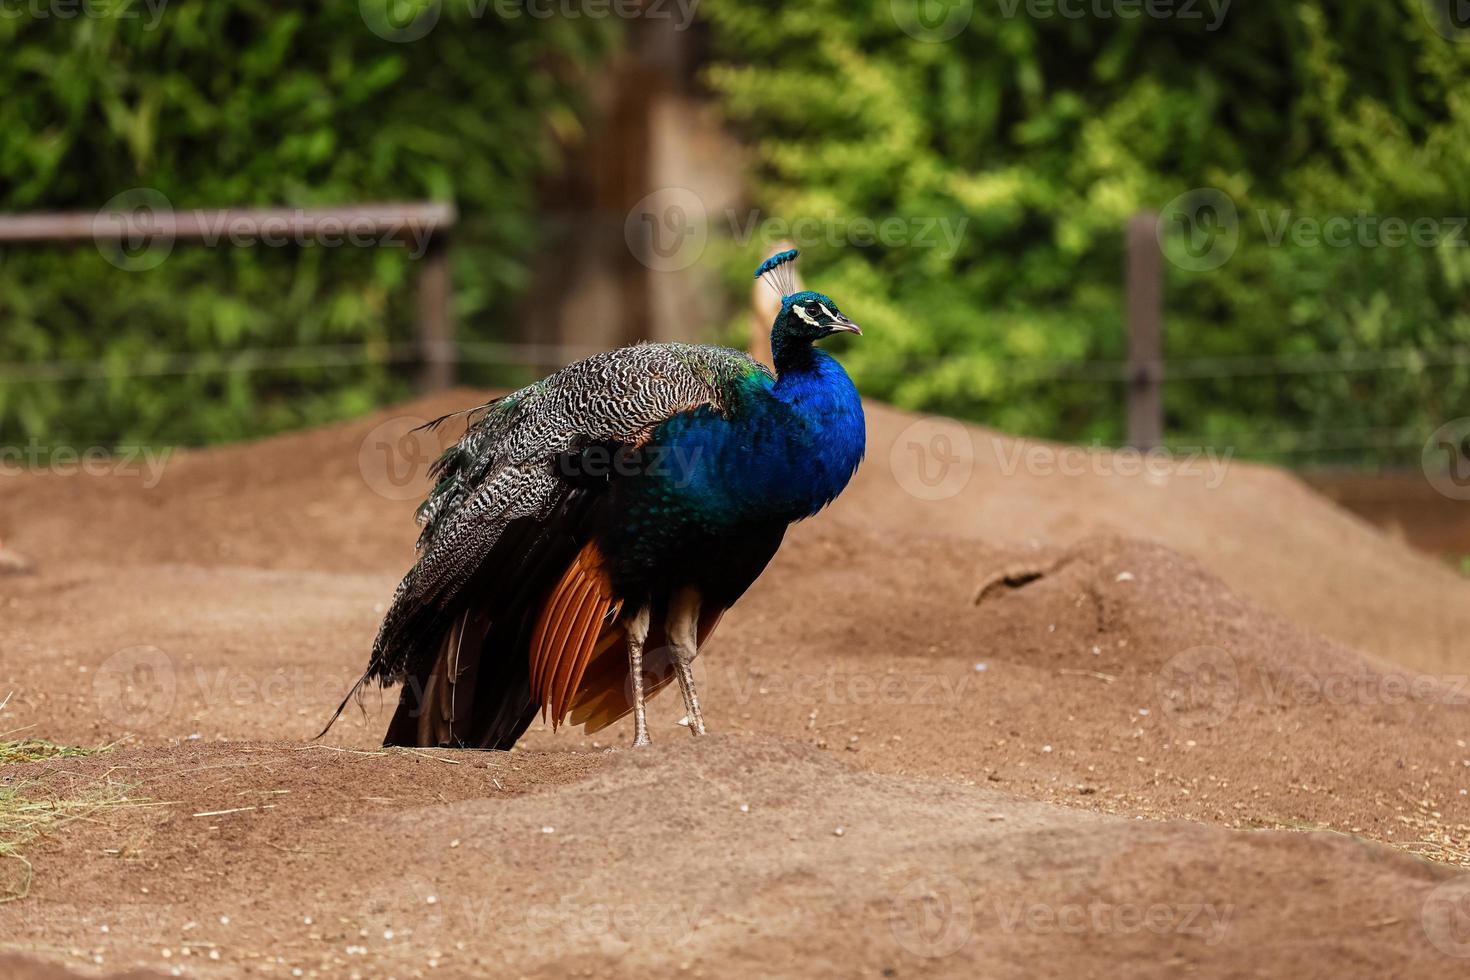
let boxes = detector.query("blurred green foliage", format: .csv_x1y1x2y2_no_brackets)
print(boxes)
0,2,614,447
703,0,1470,463
7,1,1469,466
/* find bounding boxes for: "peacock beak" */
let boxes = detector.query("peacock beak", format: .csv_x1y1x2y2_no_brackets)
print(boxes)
828,318,863,336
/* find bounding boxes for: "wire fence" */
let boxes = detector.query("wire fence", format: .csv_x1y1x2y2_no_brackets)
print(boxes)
0,204,1463,464
2,338,1461,459
7,340,1469,385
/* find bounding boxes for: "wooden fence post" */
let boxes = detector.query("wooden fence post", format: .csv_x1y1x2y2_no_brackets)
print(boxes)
417,233,455,393
1126,212,1164,450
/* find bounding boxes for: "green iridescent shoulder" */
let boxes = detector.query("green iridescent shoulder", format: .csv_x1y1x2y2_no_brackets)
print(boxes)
661,343,765,382
732,356,775,388
708,346,775,395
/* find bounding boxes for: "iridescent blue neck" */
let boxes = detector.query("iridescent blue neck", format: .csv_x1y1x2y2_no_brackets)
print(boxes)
770,328,807,375
773,344,849,404
770,345,866,519
771,325,835,377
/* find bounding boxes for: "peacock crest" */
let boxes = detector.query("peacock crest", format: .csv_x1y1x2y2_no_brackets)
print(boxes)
754,248,800,298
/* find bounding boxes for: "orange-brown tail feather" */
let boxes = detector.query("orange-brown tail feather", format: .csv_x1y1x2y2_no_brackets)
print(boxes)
531,566,583,717
545,573,598,723
528,542,622,728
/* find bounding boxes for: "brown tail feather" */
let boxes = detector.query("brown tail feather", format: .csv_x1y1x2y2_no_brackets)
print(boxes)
382,605,492,747
417,626,455,745
528,562,584,702
553,585,619,726
544,573,597,723
528,541,621,728
562,605,623,723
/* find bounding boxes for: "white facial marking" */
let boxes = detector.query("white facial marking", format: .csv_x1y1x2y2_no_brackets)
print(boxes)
794,305,822,328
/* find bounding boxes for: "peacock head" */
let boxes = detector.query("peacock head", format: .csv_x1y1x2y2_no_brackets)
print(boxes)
775,290,862,343
755,250,862,365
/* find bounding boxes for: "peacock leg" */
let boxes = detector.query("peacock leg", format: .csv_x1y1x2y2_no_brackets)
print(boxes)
667,585,707,736
626,604,652,747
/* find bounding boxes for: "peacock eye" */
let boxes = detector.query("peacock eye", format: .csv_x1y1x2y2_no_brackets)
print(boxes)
791,301,825,329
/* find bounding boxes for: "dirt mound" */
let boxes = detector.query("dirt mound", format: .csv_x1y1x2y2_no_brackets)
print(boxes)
4,391,1470,975
2,738,1466,978
856,405,1470,676
3,391,1463,672
5,517,1467,855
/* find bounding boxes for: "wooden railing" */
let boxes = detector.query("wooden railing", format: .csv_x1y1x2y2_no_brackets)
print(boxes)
0,202,459,392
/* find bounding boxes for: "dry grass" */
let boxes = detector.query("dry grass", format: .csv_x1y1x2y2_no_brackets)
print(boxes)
0,739,104,766
0,733,133,904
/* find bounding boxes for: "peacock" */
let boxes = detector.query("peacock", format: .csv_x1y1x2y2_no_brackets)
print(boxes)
325,249,865,749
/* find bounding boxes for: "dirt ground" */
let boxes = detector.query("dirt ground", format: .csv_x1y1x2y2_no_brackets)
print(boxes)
2,392,1470,978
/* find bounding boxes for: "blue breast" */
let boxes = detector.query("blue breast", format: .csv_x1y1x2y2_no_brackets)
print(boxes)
647,351,866,527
